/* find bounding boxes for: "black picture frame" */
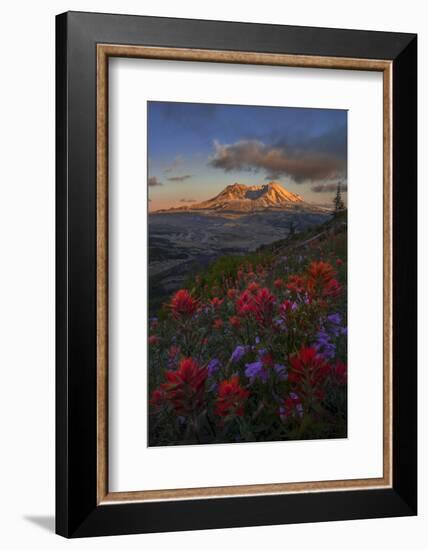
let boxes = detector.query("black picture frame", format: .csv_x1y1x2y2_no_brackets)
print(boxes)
56,11,417,538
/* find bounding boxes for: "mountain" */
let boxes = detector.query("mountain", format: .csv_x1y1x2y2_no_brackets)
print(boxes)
157,182,310,214
194,182,303,210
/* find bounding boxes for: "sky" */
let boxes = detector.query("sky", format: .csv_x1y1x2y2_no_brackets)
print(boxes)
147,101,347,211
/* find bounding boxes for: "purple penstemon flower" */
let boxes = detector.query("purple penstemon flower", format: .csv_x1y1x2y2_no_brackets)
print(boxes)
230,345,249,363
296,403,304,417
207,358,220,376
275,318,289,332
245,353,287,384
314,312,347,360
245,360,267,383
274,363,288,380
315,329,336,360
327,313,347,337
167,351,180,369
280,392,304,420
327,313,342,325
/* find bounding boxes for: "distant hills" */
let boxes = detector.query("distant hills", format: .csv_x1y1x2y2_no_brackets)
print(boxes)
153,182,326,214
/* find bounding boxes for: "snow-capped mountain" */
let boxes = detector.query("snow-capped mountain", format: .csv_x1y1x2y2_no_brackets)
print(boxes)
159,182,310,213
193,182,303,210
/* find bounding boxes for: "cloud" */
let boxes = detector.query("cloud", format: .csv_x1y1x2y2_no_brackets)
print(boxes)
167,174,193,182
148,176,162,187
272,124,347,160
209,139,346,183
179,198,197,203
312,182,348,193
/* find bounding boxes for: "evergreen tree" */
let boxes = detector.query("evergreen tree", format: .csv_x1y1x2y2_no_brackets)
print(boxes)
333,181,345,215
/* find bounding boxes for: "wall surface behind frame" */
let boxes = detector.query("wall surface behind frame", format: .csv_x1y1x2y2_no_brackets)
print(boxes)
0,0,424,548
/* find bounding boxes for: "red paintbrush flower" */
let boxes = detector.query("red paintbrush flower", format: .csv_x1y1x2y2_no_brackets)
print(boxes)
330,360,347,385
261,351,274,367
286,275,306,294
229,315,241,329
149,388,165,412
213,318,223,330
148,335,160,345
209,297,224,309
274,278,284,289
169,289,199,320
227,288,237,300
214,376,249,418
279,299,296,316
236,287,275,326
289,346,330,402
308,261,336,281
253,287,276,326
306,261,341,299
160,357,208,416
247,281,260,294
321,278,341,298
306,276,341,299
236,289,257,317
280,392,304,421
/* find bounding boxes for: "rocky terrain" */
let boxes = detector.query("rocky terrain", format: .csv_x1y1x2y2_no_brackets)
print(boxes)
149,182,331,314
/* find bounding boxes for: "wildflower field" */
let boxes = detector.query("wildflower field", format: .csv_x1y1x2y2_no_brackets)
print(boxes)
148,213,347,446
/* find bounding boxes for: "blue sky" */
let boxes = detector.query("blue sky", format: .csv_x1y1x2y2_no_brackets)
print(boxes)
148,101,347,210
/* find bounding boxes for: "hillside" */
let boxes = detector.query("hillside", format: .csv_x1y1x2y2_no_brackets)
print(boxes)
148,208,330,315
185,210,347,297
148,210,348,446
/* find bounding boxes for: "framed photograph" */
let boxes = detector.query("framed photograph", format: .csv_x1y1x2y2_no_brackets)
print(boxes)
56,11,417,537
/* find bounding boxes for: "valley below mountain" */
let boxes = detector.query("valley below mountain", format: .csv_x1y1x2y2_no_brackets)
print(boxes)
149,183,331,314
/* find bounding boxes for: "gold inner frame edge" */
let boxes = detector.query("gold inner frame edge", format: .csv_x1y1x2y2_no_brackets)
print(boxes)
96,44,393,504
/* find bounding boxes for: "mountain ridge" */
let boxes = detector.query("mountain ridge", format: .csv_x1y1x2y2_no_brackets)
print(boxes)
152,181,322,214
